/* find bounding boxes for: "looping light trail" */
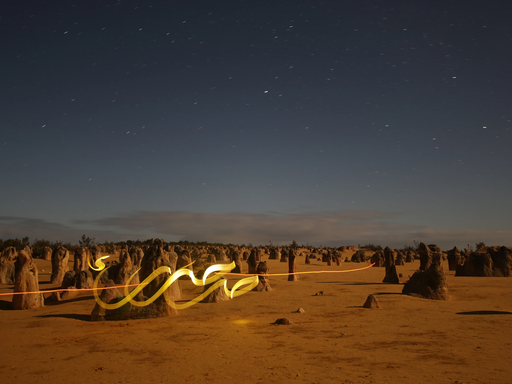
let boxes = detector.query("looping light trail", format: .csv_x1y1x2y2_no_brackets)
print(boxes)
92,259,259,310
0,260,376,301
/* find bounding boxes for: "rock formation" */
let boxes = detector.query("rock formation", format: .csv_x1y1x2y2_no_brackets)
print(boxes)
137,239,178,316
455,251,493,277
166,246,179,273
90,278,177,321
0,261,14,284
113,248,139,286
280,248,288,262
50,246,69,285
129,246,144,269
215,247,228,262
351,250,367,263
254,247,262,263
405,250,416,262
247,249,258,274
489,246,512,276
253,261,271,291
76,270,94,289
333,250,342,266
73,247,89,275
176,250,192,271
446,246,464,271
371,250,385,267
273,318,292,325
288,249,298,281
268,247,279,260
395,251,405,266
382,247,399,284
230,248,243,273
201,277,230,303
62,270,76,288
402,252,448,300
418,243,432,271
363,294,380,309
42,246,52,261
12,250,44,309
1,246,17,262
89,245,102,267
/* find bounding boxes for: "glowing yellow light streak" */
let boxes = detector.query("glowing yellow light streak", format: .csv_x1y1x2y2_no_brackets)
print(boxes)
0,260,375,301
88,255,110,271
222,262,376,278
93,261,260,310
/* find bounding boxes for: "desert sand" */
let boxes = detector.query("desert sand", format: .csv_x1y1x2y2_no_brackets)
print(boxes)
1,250,511,384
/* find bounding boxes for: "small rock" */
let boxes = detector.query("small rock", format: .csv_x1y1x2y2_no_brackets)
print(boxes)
314,291,325,296
363,294,380,309
295,308,305,313
273,318,292,325
60,287,78,300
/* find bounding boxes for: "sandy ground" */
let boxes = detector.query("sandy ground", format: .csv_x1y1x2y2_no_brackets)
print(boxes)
1,251,511,384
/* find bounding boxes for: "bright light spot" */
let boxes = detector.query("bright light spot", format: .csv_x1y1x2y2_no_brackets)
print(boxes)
233,319,252,325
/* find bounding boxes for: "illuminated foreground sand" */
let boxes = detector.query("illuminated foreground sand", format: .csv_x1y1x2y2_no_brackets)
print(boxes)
1,253,511,384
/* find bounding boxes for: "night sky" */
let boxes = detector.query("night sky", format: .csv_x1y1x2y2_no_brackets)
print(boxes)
1,0,511,249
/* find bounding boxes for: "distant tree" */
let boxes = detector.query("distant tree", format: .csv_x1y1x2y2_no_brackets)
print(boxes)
290,240,299,249
360,244,382,251
22,236,30,247
1,238,25,251
101,240,116,254
475,242,486,251
401,244,416,252
79,234,96,247
31,238,54,258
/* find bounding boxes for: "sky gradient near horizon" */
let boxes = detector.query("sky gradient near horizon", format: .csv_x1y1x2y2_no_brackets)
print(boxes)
1,0,511,250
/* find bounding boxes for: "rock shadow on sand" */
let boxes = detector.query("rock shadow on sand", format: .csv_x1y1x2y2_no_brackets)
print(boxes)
35,313,91,321
317,281,391,285
456,310,512,315
43,295,94,306
0,300,13,310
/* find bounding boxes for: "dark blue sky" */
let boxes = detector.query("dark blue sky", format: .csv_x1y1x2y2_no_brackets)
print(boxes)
1,0,511,249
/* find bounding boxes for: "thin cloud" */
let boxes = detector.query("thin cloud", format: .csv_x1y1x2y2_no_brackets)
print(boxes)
1,212,510,250
0,216,133,244
90,210,511,249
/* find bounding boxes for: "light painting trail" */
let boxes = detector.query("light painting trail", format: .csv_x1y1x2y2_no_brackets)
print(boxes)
0,259,376,307
92,259,260,310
